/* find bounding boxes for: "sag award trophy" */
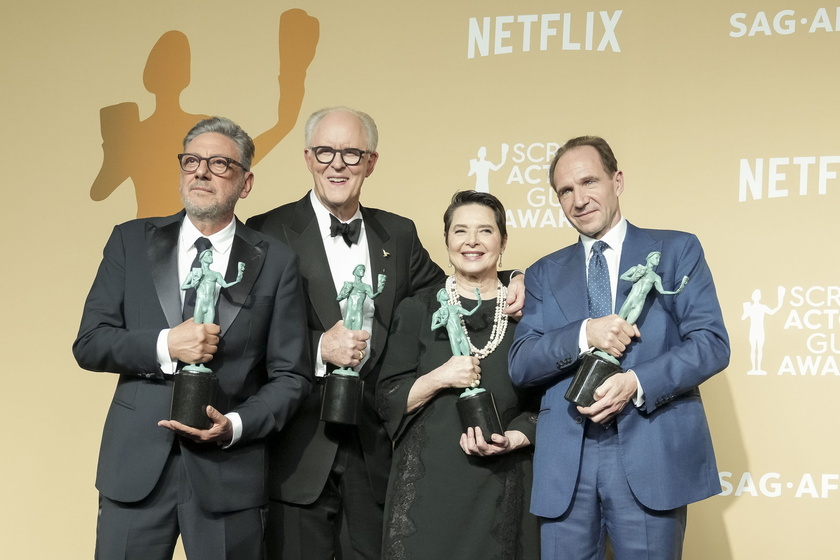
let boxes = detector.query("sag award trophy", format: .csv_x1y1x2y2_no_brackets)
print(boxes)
320,264,386,425
432,286,503,443
171,248,245,428
566,251,689,407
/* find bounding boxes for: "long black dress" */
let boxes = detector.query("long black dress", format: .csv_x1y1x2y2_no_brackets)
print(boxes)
376,286,540,560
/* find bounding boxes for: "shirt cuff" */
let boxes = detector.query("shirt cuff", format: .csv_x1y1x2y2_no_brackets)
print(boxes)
222,412,242,448
626,369,645,407
578,319,590,354
315,333,328,378
157,329,177,375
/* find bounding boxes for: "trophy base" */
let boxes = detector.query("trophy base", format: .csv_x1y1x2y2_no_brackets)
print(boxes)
171,369,217,429
320,371,364,425
456,389,503,443
565,351,623,407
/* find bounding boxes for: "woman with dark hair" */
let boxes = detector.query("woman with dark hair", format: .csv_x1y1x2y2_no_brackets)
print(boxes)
376,190,539,559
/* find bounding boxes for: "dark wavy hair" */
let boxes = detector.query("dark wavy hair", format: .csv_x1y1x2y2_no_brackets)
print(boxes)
443,190,508,243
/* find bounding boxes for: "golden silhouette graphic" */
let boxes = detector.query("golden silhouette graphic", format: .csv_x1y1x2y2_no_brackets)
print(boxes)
90,9,319,217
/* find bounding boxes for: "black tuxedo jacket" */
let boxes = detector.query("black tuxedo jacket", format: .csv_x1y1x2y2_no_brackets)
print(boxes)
73,211,312,513
247,193,444,504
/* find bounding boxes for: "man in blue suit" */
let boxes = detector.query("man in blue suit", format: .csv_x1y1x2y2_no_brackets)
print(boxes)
509,136,730,559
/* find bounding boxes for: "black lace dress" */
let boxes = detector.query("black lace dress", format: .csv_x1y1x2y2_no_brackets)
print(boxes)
376,287,540,560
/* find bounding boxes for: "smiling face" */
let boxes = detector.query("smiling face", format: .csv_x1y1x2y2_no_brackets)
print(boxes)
446,203,507,282
305,110,379,221
552,145,623,240
179,132,253,231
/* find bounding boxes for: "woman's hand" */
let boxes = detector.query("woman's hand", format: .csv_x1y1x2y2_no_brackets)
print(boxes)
405,356,481,413
459,428,531,457
430,355,481,390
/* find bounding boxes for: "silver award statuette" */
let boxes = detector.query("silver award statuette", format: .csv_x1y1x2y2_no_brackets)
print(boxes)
171,254,245,428
320,265,386,425
566,251,689,407
432,287,502,443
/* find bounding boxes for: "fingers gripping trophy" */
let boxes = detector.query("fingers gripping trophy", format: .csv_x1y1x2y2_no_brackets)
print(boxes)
432,283,504,443
320,264,386,425
171,249,245,428
566,250,689,407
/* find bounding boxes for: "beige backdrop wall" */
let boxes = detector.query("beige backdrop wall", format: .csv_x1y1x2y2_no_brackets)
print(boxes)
2,1,837,558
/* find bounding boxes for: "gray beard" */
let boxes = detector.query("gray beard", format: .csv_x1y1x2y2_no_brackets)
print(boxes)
182,183,240,223
184,199,232,222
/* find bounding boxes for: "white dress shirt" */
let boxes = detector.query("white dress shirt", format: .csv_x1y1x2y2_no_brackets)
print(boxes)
155,215,242,443
309,190,374,377
577,218,644,405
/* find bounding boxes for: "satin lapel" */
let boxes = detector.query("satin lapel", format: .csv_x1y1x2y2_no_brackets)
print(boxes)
360,206,394,376
218,222,265,335
548,241,588,324
615,223,659,314
147,213,183,328
291,201,343,330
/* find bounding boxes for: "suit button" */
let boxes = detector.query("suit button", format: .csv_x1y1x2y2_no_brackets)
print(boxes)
574,416,584,424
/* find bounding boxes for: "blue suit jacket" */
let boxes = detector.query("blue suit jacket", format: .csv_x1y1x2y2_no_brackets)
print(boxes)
509,223,730,517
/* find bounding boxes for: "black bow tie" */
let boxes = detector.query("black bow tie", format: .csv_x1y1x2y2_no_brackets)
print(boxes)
329,215,362,247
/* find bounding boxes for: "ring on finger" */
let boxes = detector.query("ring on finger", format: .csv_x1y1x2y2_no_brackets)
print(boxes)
358,349,365,360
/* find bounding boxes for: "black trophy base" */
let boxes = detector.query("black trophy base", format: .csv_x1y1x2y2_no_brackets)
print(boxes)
320,372,364,425
456,390,503,443
565,351,622,407
171,369,217,429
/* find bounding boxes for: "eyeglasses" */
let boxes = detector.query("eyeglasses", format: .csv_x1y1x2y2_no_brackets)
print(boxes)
178,153,248,175
309,146,368,166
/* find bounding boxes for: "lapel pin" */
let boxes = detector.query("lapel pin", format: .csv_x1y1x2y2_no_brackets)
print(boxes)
382,249,390,258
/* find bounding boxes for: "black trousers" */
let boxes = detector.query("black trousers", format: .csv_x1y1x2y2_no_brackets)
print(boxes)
265,430,384,560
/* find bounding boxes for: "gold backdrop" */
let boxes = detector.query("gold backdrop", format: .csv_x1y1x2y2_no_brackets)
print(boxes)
2,1,837,558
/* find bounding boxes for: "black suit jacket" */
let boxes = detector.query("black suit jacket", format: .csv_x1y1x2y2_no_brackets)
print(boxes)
73,211,312,513
247,193,444,504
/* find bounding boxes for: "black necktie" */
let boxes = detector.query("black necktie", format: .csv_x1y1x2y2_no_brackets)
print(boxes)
587,240,612,318
183,237,212,321
329,214,362,247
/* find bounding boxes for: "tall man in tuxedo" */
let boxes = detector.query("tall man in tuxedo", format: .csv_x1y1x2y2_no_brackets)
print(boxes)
247,106,524,560
73,116,312,560
509,136,730,559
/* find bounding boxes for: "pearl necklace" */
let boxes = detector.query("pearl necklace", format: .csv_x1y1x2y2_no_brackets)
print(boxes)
445,275,508,359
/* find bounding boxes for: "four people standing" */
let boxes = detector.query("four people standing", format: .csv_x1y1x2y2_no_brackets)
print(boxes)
76,110,728,560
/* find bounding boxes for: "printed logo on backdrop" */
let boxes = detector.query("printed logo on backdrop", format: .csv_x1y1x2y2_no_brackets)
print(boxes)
719,471,839,499
467,10,622,58
730,8,840,38
742,287,785,375
468,142,573,230
89,10,319,218
740,285,840,376
739,156,840,202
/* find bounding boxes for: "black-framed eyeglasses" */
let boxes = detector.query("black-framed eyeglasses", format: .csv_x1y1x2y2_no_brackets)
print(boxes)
309,146,368,166
177,153,248,175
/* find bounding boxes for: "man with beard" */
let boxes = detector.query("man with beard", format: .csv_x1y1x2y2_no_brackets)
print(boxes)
73,116,312,560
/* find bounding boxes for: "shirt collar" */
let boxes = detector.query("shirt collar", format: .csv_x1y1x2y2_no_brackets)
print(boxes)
180,215,237,256
309,190,363,241
580,217,627,257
